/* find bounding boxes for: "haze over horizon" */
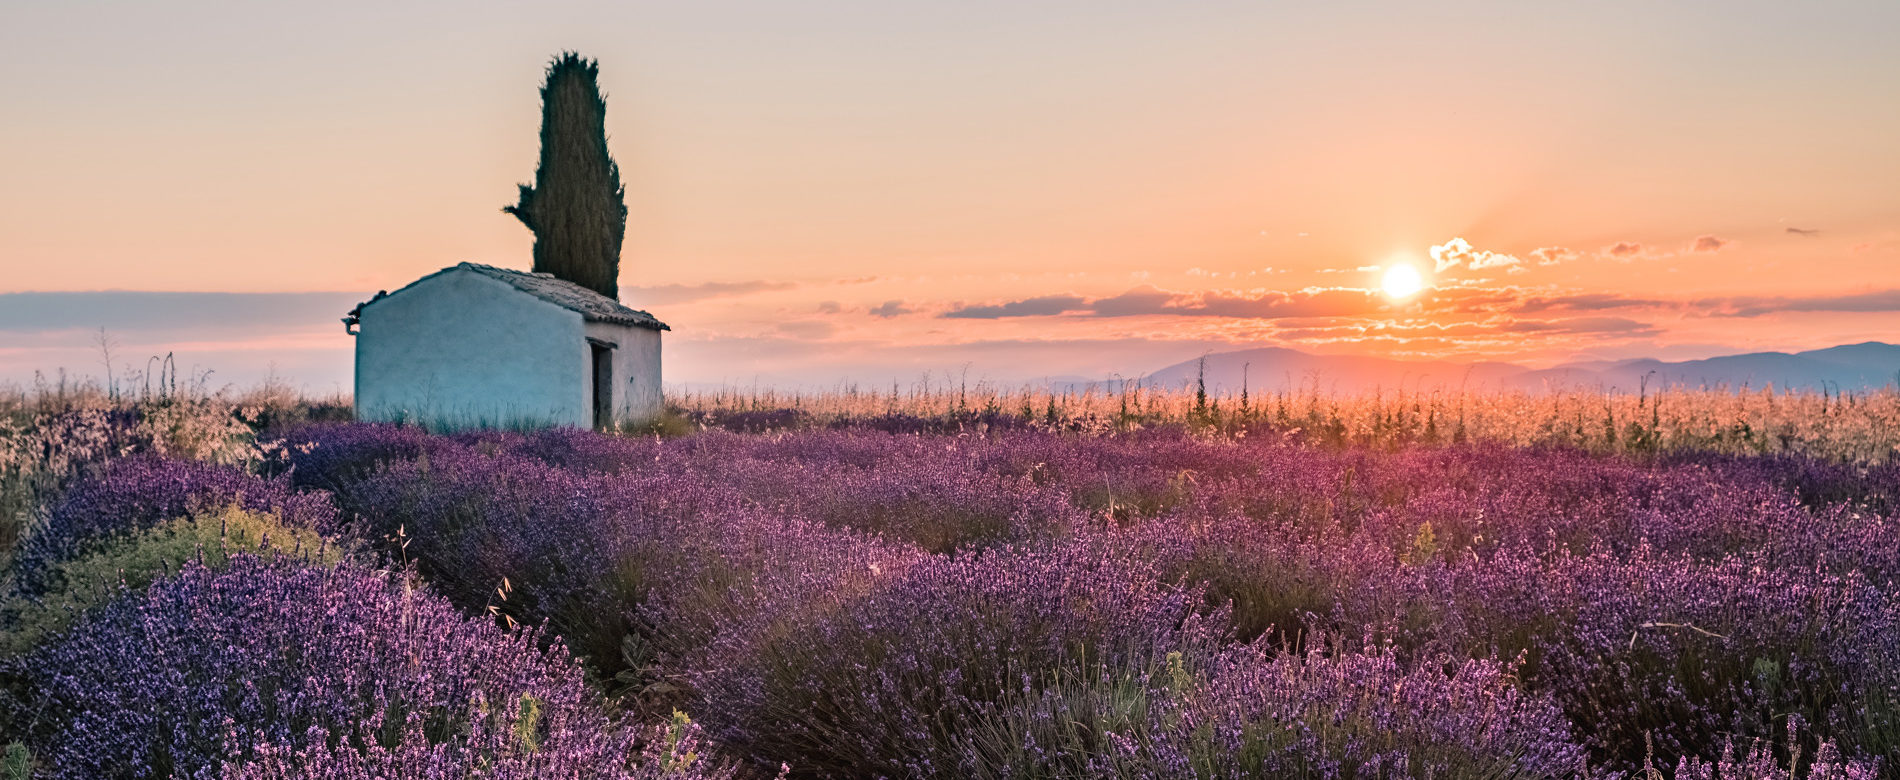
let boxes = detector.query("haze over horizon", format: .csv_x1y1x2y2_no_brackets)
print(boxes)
3,1,1897,391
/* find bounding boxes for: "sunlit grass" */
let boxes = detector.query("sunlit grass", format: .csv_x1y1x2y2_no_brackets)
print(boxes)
670,381,1900,464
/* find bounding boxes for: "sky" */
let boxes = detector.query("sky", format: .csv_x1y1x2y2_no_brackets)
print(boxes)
2,0,1897,392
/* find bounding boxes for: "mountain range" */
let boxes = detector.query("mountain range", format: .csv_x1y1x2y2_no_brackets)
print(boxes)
1053,342,1900,396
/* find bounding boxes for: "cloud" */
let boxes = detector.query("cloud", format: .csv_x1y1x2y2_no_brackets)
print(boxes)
1465,286,1900,320
1187,288,1383,319
1691,235,1730,253
1270,325,1367,342
1786,227,1821,237
926,273,1900,340
1516,292,1669,313
868,300,912,318
815,301,843,314
0,292,360,390
941,295,1089,319
1605,241,1644,258
1270,316,1659,343
773,320,837,340
937,282,1674,323
623,280,796,305
1500,316,1658,336
1429,238,1520,272
939,286,1385,320
1423,286,1529,315
1529,247,1577,265
1699,289,1900,318
1087,286,1178,317
0,291,362,334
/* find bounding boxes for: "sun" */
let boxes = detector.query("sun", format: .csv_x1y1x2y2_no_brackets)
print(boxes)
1381,263,1424,299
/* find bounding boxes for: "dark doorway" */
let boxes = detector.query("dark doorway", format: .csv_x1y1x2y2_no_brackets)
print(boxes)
589,341,613,430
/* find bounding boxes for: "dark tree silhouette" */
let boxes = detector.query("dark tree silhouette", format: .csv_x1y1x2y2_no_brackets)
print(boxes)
504,53,626,300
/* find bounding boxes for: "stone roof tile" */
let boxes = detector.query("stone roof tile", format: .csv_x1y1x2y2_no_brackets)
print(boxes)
354,262,669,331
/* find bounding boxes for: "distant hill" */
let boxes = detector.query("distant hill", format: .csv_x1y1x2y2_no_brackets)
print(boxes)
1515,342,1900,393
1059,342,1900,396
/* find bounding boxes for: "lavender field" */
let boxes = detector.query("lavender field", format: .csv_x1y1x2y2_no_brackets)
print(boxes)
1,388,1898,778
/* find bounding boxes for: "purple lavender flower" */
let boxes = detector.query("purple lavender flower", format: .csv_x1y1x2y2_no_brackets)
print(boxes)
683,538,1223,776
261,422,1900,775
21,555,693,779
11,455,338,595
270,422,440,491
1149,640,1590,778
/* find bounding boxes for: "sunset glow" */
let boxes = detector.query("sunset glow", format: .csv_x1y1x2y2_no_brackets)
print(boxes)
0,2,1896,390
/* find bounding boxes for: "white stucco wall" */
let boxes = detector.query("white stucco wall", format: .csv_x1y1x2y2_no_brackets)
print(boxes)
355,270,589,429
585,321,664,423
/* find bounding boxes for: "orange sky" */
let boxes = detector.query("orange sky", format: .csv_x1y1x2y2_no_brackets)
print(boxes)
2,1,1897,389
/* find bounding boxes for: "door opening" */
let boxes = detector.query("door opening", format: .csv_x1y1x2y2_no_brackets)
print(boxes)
589,341,613,430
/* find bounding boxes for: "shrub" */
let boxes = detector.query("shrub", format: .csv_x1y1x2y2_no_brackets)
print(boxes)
687,540,1225,777
1146,642,1588,779
19,556,680,779
9,456,337,595
680,408,811,433
1422,546,1900,771
690,453,1082,554
222,710,736,780
474,426,665,473
325,440,923,699
0,406,124,557
321,445,649,668
622,408,700,439
1116,515,1393,647
1,387,287,562
271,422,438,492
251,422,1900,775
0,506,341,658
1662,718,1880,779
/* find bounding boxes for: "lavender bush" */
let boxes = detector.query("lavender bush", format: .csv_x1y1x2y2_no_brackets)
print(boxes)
1388,543,1900,767
0,505,341,658
457,426,666,474
267,422,1900,776
18,555,697,779
1147,641,1589,778
319,436,923,696
272,422,441,492
1,389,275,557
221,711,735,780
9,455,338,595
684,540,1224,777
1669,730,1878,780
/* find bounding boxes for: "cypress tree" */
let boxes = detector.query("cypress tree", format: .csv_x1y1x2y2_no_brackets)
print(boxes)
503,52,626,300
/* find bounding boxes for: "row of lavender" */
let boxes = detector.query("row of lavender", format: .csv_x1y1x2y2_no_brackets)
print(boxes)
0,417,1892,777
262,423,1894,777
0,452,730,778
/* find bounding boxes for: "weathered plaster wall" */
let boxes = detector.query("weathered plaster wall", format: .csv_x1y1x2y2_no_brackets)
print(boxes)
355,270,588,429
584,321,664,424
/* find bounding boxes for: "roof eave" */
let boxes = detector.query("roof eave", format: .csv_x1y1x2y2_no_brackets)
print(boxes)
348,263,672,333
589,316,670,331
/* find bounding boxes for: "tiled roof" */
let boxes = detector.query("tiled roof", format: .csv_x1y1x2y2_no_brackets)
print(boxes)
355,262,669,331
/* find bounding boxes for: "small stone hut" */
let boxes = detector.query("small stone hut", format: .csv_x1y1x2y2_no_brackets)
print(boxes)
346,262,668,430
